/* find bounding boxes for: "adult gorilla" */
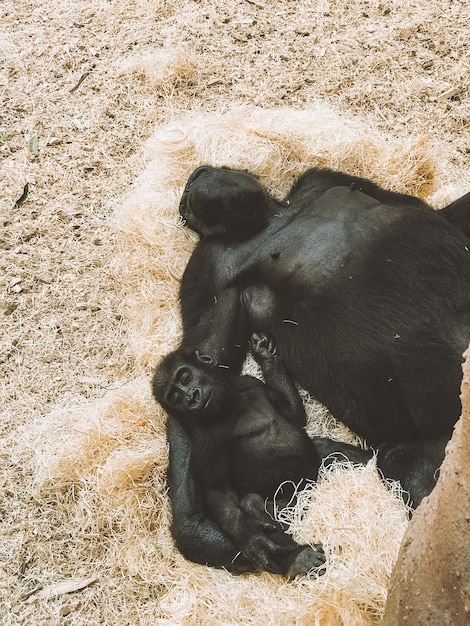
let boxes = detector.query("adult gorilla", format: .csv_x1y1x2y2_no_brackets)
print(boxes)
158,165,470,573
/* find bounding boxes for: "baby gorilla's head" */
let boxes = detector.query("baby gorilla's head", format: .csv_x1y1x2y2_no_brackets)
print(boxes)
152,349,231,422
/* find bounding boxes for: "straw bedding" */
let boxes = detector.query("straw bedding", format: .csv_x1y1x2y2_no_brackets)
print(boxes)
10,106,434,624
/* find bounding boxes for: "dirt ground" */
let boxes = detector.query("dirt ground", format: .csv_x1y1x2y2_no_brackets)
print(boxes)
1,0,469,624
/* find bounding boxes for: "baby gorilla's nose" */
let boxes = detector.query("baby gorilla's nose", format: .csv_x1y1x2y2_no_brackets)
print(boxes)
187,387,202,410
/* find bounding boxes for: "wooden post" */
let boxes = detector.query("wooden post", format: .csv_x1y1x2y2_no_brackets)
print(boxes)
382,350,470,624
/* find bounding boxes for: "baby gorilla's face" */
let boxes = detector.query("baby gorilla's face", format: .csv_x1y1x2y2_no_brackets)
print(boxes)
165,363,227,421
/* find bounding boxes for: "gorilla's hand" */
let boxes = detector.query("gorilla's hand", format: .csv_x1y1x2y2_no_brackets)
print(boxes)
250,332,277,361
238,526,294,573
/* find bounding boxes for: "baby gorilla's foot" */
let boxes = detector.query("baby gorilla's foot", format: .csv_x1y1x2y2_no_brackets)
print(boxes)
286,544,326,579
250,332,277,362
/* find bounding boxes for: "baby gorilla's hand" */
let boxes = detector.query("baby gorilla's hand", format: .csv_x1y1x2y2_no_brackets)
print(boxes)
250,332,277,362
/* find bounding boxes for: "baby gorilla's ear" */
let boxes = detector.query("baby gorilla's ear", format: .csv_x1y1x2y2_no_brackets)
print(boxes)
195,350,217,366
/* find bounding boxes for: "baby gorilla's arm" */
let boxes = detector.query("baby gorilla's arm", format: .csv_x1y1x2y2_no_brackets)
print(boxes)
250,333,306,427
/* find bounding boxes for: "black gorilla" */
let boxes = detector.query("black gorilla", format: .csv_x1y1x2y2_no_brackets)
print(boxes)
157,165,470,572
153,332,327,577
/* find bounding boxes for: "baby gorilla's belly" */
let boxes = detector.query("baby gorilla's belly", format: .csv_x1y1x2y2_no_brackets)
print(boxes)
230,429,317,499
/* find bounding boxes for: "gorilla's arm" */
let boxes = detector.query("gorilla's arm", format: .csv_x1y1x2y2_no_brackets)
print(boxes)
312,437,374,466
179,243,219,333
166,416,254,573
250,333,306,428
179,279,248,372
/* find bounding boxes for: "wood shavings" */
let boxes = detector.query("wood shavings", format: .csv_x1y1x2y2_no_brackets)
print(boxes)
26,576,98,603
435,87,460,101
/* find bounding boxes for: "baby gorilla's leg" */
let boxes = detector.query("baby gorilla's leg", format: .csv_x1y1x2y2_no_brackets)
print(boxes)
240,493,325,578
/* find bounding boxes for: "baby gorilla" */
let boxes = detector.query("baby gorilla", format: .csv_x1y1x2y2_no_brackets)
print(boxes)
153,333,325,577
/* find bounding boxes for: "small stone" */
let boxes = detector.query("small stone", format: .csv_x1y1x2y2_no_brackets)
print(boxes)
0,301,18,315
436,87,460,101
36,272,54,284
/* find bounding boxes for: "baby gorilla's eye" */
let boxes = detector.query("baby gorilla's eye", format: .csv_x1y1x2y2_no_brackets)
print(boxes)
180,370,192,386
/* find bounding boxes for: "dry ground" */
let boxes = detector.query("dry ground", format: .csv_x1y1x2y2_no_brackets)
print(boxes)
1,0,469,624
